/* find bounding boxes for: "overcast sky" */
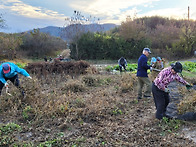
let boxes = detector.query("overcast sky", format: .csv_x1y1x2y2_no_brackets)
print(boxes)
0,0,195,33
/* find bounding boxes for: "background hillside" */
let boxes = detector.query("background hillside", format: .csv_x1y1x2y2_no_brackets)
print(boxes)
31,23,117,40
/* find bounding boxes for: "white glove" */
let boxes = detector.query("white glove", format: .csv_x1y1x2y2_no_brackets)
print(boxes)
164,88,170,93
150,67,153,72
4,82,9,87
27,76,32,79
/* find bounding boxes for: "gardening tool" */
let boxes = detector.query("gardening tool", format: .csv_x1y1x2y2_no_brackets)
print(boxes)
5,86,12,96
186,84,193,90
151,68,161,72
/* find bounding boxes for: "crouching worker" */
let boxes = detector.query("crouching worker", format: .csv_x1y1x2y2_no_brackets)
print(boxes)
152,62,191,120
0,62,32,97
118,57,127,72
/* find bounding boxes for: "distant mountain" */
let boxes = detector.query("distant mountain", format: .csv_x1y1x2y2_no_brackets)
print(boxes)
34,23,118,40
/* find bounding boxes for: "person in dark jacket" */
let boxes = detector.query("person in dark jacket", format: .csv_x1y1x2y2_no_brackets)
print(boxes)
136,48,152,100
118,57,127,72
0,62,32,97
44,56,48,62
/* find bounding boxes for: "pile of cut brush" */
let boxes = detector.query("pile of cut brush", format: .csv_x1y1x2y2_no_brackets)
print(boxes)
25,60,90,77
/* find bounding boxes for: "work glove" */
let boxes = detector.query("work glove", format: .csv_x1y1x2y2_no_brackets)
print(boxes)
164,88,170,93
27,76,32,79
150,67,153,72
4,82,9,88
186,84,193,90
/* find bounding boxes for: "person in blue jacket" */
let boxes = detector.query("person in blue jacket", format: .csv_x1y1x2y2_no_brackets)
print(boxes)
0,62,32,97
136,48,152,100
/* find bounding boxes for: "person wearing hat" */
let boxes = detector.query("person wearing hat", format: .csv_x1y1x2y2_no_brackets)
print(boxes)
156,57,164,69
136,48,152,100
0,62,32,97
149,56,164,82
152,62,191,120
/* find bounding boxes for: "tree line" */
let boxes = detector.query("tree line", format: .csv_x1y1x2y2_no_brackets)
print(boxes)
0,16,196,61
69,16,196,60
0,29,66,60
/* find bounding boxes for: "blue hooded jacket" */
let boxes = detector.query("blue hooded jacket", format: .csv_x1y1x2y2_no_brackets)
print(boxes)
137,54,151,77
0,62,30,84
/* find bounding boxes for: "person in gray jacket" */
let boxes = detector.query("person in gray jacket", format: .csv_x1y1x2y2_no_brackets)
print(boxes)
118,57,127,72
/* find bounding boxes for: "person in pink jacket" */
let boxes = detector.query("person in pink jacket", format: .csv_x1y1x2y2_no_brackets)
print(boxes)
152,62,191,120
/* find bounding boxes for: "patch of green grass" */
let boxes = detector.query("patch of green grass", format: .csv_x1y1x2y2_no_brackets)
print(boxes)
159,117,183,136
0,123,21,135
0,123,22,146
112,107,123,115
22,106,33,120
38,139,62,147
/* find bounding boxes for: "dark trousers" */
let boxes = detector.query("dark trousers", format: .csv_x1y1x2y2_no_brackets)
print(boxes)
152,83,170,119
0,74,22,95
119,64,126,72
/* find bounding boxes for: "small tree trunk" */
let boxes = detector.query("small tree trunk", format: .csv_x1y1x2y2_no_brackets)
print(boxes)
76,43,79,60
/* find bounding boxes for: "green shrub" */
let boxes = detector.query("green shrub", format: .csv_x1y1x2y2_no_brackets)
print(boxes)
105,65,113,72
127,63,137,72
182,61,196,73
16,62,26,68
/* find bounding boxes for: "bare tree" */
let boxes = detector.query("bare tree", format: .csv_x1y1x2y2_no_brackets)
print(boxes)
0,13,6,29
61,11,101,60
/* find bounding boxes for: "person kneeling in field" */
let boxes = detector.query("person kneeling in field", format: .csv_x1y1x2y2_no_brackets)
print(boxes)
0,62,32,97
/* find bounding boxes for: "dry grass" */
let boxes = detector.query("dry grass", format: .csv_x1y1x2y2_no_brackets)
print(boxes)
0,62,196,146
178,87,196,114
0,68,137,123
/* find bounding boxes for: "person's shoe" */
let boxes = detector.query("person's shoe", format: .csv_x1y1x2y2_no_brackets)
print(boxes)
21,91,26,101
143,95,152,98
137,97,142,100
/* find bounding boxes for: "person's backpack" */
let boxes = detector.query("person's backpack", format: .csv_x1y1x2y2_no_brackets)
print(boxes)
120,57,125,65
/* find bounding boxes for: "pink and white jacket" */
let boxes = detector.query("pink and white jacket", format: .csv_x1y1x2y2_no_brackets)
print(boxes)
154,66,188,91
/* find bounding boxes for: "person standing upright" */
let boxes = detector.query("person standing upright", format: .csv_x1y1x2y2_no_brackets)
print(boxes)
136,48,152,100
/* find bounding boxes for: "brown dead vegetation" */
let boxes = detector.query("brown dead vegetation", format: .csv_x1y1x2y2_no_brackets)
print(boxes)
25,60,90,77
0,62,196,146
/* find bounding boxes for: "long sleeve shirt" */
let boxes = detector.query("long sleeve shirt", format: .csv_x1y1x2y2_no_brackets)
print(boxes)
137,54,151,77
0,62,30,84
154,66,189,90
118,58,127,67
